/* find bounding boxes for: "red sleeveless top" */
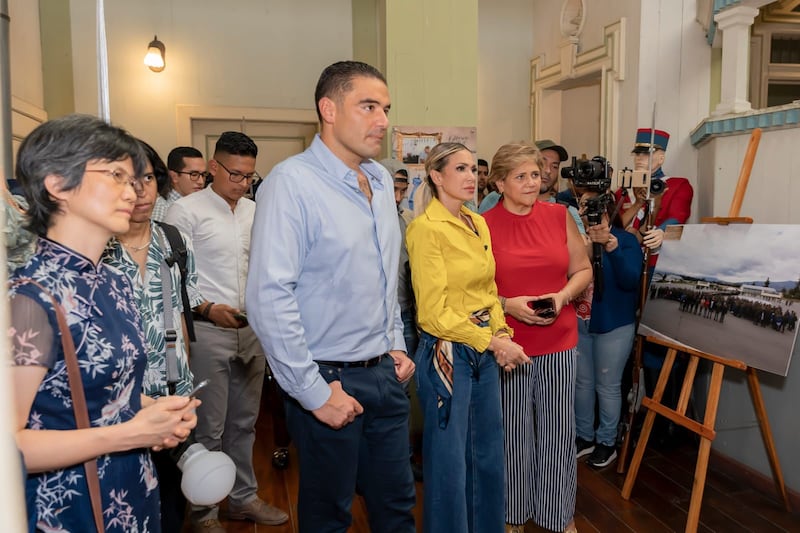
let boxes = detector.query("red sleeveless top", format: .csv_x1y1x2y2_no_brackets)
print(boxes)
483,201,578,356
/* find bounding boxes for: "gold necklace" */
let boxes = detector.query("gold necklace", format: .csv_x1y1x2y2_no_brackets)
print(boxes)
120,229,151,252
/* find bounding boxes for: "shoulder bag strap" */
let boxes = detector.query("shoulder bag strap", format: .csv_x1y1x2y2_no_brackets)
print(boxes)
154,228,180,395
155,221,195,341
10,278,105,532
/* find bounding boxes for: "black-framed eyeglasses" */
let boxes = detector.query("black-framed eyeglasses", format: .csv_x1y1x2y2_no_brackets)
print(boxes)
85,168,137,187
172,169,207,181
214,159,261,183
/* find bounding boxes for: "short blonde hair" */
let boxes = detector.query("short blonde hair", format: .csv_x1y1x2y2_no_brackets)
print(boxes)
489,142,544,185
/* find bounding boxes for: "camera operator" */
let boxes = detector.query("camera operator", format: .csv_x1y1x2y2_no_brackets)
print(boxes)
573,184,643,468
615,128,693,274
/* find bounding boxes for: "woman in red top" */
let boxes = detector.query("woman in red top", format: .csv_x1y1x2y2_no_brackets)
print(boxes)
483,142,591,533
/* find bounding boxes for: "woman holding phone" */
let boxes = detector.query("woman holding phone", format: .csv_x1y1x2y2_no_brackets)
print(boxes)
9,115,199,532
483,142,591,533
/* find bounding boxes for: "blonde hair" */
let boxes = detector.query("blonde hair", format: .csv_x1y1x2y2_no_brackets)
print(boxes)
412,181,433,219
489,141,544,185
424,142,471,196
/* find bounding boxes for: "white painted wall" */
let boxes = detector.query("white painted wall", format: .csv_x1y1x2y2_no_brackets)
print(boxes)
638,0,711,221
531,0,643,174
561,83,601,159
477,0,534,161
68,0,353,159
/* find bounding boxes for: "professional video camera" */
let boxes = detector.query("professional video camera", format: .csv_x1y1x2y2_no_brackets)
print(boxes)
561,156,615,299
560,156,613,193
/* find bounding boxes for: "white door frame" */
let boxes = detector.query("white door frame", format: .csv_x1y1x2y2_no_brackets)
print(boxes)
175,104,318,146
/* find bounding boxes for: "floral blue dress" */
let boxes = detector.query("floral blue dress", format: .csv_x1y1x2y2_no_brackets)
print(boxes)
9,238,160,533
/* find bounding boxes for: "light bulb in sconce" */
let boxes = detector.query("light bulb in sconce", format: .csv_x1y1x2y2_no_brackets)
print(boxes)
144,35,165,72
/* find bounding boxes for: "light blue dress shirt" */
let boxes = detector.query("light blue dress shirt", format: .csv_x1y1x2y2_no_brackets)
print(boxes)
246,135,406,411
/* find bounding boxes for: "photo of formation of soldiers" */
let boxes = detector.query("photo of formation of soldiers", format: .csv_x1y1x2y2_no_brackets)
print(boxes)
639,225,800,377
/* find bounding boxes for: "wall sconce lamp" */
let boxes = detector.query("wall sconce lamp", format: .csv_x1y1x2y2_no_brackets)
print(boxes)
144,35,165,72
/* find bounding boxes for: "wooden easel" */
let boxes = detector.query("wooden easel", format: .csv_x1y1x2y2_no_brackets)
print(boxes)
620,128,792,532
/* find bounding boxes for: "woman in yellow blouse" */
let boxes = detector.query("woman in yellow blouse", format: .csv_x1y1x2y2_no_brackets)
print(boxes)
406,142,528,533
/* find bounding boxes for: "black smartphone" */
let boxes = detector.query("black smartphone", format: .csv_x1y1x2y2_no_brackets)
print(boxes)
529,297,556,318
233,311,248,326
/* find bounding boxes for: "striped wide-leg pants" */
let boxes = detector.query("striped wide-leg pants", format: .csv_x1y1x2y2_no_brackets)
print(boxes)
502,348,577,531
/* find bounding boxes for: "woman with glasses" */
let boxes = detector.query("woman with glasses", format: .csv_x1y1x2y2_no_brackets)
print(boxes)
8,114,199,532
406,142,529,533
482,142,592,533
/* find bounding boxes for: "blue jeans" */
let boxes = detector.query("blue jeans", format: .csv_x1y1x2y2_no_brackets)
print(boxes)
415,331,505,533
284,356,415,533
575,320,635,447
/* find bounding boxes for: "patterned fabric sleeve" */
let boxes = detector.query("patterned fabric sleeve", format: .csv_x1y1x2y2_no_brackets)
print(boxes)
9,294,57,368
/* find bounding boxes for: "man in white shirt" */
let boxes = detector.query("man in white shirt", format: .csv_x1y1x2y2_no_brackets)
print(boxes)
165,132,287,532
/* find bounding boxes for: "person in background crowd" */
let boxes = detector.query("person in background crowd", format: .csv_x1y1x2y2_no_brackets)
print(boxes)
103,140,206,531
573,185,643,469
166,132,287,532
483,141,592,533
152,146,206,221
535,139,586,234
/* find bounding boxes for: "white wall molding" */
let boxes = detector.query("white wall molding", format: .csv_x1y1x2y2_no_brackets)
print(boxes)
530,18,625,159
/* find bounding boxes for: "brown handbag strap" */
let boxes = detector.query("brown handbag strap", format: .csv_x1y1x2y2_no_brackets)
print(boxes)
11,278,105,532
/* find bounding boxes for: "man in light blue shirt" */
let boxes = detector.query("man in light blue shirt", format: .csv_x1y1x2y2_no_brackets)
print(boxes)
246,60,416,533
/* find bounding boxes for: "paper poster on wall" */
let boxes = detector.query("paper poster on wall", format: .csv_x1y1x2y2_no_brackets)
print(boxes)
389,126,478,203
639,224,800,376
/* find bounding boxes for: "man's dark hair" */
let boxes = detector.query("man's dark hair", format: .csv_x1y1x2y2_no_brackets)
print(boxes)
213,131,258,159
167,146,203,172
478,158,489,168
314,61,387,122
16,114,146,236
137,140,170,199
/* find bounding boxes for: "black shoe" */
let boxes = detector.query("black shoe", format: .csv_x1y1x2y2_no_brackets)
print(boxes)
587,443,617,468
271,447,290,470
576,437,595,459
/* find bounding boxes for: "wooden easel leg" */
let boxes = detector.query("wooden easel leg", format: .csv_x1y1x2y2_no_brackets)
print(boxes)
685,362,725,533
746,367,792,512
621,348,678,500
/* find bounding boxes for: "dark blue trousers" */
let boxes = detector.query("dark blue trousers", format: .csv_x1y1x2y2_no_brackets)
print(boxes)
284,356,416,533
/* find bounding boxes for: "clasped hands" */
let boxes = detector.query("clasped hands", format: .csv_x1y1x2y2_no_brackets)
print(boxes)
489,334,528,373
